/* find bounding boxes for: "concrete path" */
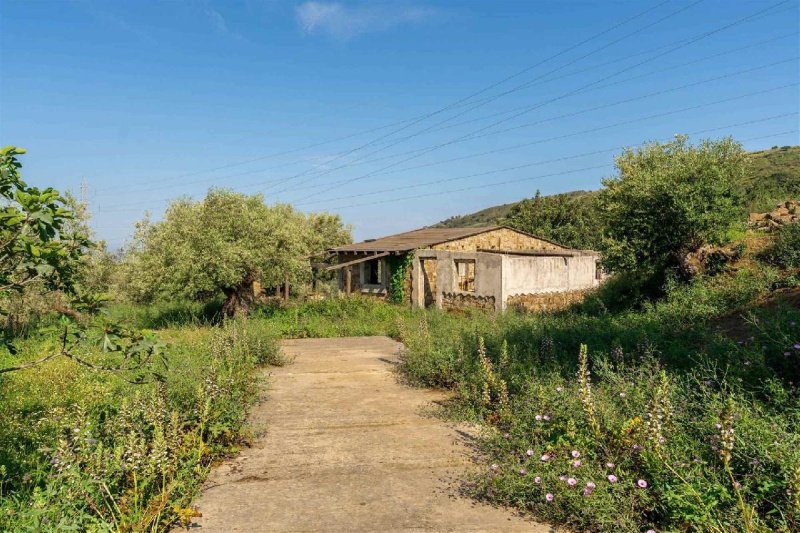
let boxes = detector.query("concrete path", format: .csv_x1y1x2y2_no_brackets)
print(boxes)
194,336,547,532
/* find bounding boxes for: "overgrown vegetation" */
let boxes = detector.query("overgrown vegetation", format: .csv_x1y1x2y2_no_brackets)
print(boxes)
438,145,799,242
3,138,799,531
123,189,350,316
0,318,284,530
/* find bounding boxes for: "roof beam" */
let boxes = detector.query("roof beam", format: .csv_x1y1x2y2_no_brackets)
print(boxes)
324,251,391,271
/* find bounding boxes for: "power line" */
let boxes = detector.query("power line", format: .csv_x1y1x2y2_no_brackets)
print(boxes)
293,0,790,203
97,84,797,214
273,0,709,198
277,59,796,195
292,113,798,207
108,51,795,209
98,1,673,196
96,10,794,200
322,130,799,212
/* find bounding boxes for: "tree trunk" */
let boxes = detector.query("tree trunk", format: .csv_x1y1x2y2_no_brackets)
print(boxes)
222,273,257,317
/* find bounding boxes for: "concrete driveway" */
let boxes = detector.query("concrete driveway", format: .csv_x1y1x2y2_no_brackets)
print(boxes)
193,336,547,532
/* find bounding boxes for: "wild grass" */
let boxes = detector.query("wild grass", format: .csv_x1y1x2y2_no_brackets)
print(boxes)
0,318,284,531
231,265,800,531
392,269,800,532
2,257,797,531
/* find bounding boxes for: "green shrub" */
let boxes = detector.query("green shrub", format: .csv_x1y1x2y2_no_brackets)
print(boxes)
760,223,800,269
0,317,284,531
391,268,800,531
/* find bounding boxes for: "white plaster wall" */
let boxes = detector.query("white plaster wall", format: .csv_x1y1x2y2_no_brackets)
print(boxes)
503,255,598,296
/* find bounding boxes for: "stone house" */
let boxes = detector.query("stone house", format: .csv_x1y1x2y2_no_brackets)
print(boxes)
325,226,603,312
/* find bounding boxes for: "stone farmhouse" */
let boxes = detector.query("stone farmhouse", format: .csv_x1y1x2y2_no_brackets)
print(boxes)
325,226,603,312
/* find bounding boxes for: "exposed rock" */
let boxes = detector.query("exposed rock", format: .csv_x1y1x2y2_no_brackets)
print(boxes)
749,200,799,231
681,244,743,278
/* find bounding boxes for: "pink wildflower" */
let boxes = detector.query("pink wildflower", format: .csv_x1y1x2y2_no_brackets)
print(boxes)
571,450,581,458
526,449,534,456
543,414,551,421
490,463,499,471
607,474,618,483
606,462,615,469
559,475,566,481
535,414,542,421
540,454,550,462
637,479,648,488
519,468,527,475
534,476,541,484
545,493,554,502
572,460,582,468
567,477,577,486
619,392,626,398
556,386,563,392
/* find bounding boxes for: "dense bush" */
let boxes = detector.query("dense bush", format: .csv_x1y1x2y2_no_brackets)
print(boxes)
122,190,350,316
598,136,746,280
760,223,800,269
0,318,283,530
502,190,602,250
391,270,800,532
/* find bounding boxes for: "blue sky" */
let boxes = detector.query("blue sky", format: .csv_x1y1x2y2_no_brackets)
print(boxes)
1,0,798,248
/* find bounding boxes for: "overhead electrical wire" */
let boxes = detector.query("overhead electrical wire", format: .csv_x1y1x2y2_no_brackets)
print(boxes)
321,129,799,212
97,83,797,214
275,59,797,195
271,0,711,198
291,0,791,203
97,0,672,194
98,2,793,201
292,113,799,207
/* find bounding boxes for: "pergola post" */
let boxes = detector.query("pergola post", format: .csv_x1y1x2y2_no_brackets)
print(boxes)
345,266,352,296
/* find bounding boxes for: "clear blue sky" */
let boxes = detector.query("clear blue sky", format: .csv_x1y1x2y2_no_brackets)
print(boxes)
1,0,798,248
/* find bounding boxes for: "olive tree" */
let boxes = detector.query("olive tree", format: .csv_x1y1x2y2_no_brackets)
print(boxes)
598,136,746,281
124,189,350,315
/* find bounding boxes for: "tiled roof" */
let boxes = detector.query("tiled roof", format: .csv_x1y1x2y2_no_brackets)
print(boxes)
329,226,503,253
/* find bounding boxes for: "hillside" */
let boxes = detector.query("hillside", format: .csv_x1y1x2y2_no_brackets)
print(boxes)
434,145,800,228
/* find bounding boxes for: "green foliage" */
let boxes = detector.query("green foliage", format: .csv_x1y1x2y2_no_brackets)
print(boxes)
252,296,414,339
387,252,414,303
0,146,88,303
598,136,746,278
123,189,350,314
760,223,800,269
0,318,283,530
391,271,800,532
0,148,160,375
502,190,601,249
742,146,800,212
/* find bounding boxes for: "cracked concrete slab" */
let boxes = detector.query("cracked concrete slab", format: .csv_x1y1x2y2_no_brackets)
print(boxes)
193,336,548,532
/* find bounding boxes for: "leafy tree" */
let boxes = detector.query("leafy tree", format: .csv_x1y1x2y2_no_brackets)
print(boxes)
759,222,800,269
598,136,746,280
124,189,350,316
502,190,601,249
0,146,159,376
0,147,88,298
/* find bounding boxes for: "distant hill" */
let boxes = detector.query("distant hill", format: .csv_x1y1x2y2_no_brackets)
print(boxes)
433,146,800,228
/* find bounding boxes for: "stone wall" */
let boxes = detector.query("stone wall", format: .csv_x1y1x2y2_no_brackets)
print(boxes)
507,289,592,313
442,291,496,311
433,227,565,252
